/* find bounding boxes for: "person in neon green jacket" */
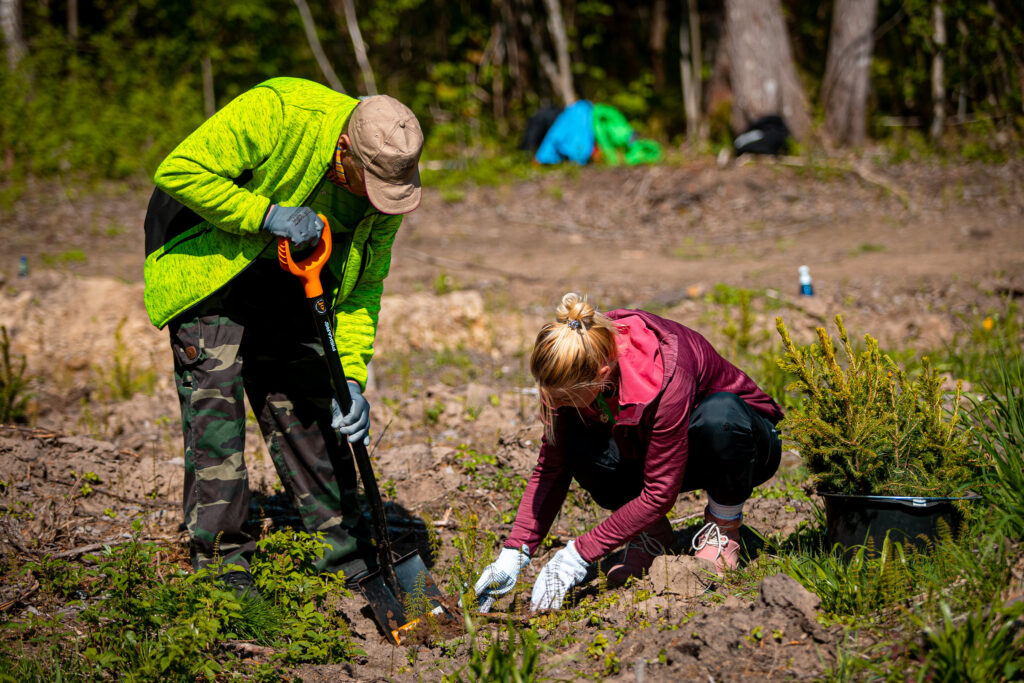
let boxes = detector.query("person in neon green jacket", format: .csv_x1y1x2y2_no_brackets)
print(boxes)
143,77,423,593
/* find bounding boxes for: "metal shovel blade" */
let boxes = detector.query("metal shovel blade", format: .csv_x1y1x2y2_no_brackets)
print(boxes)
358,551,450,644
393,550,446,604
358,572,407,641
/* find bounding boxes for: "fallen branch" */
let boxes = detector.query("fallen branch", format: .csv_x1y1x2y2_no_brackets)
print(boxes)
0,580,39,613
0,424,59,439
221,640,277,659
47,478,175,508
47,534,181,559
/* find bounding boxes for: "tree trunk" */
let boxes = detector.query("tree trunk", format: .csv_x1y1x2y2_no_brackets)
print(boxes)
293,0,345,93
484,18,508,133
725,0,811,140
823,0,878,146
520,6,567,106
67,0,78,42
651,0,668,93
680,0,704,143
201,55,215,118
541,0,576,105
0,0,25,71
929,2,945,140
501,0,529,109
330,0,377,96
956,18,966,120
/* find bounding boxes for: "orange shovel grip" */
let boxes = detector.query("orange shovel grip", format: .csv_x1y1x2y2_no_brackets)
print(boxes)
277,215,332,298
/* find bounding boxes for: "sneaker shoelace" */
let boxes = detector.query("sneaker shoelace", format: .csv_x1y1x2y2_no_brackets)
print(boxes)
621,531,667,564
691,522,730,560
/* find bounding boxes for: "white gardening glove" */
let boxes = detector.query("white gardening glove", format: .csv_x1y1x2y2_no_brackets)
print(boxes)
473,545,530,613
530,539,590,611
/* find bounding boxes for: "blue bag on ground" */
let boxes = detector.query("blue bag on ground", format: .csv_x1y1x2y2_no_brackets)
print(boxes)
535,101,595,165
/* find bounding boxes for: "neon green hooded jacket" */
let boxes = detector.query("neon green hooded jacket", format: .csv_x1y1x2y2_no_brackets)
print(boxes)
143,77,402,388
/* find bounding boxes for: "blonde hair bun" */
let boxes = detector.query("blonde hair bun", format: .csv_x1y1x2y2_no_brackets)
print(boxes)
556,292,596,330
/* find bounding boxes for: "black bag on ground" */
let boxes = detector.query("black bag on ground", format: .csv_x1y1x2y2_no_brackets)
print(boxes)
733,115,790,156
519,105,564,152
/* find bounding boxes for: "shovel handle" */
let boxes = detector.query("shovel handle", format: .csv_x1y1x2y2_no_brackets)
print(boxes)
277,217,403,602
277,216,332,298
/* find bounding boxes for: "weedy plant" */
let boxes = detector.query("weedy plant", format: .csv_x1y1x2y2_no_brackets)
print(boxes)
776,314,977,496
445,510,499,598
938,301,1022,386
94,318,157,401
967,354,1024,539
907,600,1024,681
0,325,32,423
443,611,542,682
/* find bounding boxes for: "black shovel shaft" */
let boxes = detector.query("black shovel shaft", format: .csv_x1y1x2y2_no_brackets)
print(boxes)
307,292,400,595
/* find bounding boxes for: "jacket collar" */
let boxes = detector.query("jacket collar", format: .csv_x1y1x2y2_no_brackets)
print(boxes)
316,94,360,179
609,310,678,425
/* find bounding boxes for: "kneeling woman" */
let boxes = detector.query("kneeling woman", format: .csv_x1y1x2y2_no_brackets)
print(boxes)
474,293,783,612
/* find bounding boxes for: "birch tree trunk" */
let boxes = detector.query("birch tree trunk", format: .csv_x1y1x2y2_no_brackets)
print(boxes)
725,0,811,140
540,0,576,105
680,0,704,142
0,0,25,71
293,0,345,93
929,2,946,140
823,0,878,146
331,0,377,96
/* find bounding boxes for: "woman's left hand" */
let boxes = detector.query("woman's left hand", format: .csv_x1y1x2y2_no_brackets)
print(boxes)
530,539,590,610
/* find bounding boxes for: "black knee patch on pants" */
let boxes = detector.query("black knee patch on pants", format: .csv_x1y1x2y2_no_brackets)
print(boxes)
685,392,781,505
558,392,780,512
561,419,645,510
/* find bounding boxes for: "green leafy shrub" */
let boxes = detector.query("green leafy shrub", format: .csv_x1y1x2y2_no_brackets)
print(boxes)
776,315,977,496
250,529,363,664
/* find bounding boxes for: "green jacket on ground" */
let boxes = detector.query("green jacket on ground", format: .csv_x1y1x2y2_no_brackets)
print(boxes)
143,77,402,388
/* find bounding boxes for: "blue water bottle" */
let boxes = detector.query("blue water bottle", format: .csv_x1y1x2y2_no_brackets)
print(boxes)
18,256,28,278
798,265,813,296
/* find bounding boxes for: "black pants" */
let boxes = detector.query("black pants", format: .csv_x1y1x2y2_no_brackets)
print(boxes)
564,392,781,509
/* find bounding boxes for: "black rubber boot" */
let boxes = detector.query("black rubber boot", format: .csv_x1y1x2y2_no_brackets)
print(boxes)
220,570,261,601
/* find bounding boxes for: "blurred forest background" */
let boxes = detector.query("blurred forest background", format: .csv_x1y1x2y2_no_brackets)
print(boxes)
0,0,1021,184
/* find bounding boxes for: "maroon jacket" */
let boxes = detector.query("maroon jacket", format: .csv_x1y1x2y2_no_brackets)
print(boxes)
505,309,783,562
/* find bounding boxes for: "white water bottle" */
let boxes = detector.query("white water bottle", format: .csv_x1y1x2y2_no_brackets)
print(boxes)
798,265,814,296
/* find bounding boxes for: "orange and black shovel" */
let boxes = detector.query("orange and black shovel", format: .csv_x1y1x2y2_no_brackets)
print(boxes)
278,216,451,644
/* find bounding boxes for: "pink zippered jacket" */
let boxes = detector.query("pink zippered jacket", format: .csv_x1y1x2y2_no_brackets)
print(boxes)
505,309,784,563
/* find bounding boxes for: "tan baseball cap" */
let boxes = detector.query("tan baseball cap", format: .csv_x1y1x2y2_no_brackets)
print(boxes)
348,95,424,215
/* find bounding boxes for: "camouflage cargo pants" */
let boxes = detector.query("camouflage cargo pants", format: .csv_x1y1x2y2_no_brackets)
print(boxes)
168,260,373,576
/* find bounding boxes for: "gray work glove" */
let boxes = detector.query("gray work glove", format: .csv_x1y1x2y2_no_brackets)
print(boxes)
473,545,530,613
331,380,370,446
261,205,322,248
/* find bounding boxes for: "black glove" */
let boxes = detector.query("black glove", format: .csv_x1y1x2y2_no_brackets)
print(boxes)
261,205,322,248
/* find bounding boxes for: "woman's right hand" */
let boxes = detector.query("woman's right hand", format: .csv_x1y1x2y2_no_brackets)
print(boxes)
473,545,530,613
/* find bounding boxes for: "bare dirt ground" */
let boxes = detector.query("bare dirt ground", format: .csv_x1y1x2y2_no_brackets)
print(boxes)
0,155,1022,680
